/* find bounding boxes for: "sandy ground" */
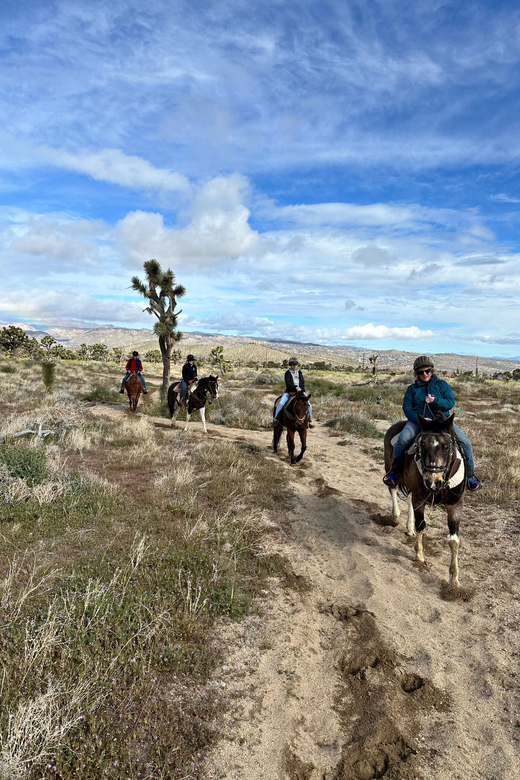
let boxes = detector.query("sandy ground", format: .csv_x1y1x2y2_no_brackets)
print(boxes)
92,404,520,780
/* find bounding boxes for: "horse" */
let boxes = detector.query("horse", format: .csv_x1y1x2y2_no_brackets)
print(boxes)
125,372,142,412
273,392,312,464
167,375,219,433
384,413,467,586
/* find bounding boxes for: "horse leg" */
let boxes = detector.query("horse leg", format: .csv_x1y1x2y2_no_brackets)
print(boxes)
200,406,207,433
286,428,296,463
295,428,307,463
446,505,461,586
389,487,400,523
184,412,191,432
405,493,415,536
413,501,426,564
273,423,282,453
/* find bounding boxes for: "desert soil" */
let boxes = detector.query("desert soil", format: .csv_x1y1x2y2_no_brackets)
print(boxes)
92,405,520,780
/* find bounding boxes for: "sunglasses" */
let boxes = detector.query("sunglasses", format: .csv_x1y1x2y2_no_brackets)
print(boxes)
417,368,432,375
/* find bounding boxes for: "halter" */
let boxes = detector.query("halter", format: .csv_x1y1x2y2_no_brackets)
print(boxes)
415,431,458,491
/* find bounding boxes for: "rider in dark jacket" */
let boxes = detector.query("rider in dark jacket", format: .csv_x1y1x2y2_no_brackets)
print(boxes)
120,351,147,393
383,355,481,491
180,354,197,401
272,357,314,427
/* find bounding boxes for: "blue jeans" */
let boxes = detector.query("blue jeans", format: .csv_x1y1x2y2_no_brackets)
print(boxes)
121,372,146,390
393,420,474,474
274,393,312,420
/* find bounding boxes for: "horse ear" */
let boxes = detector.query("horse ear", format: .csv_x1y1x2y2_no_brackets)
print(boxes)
443,413,455,431
306,393,312,400
417,414,432,430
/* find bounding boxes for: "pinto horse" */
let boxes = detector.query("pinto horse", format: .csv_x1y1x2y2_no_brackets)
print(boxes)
167,375,219,433
273,392,312,464
125,372,142,412
384,413,467,585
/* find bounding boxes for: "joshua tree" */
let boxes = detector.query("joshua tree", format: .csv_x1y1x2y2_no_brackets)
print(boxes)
0,326,29,357
369,353,379,375
210,345,229,374
131,259,185,396
112,347,124,364
145,349,161,364
91,343,109,361
41,335,57,355
77,343,92,360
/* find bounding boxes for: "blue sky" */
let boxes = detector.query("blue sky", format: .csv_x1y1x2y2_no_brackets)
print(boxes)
1,0,520,356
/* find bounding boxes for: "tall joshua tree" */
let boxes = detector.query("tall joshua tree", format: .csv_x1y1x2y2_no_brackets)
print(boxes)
131,259,185,396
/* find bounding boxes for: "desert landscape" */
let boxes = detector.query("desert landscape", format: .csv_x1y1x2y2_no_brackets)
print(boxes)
0,353,519,779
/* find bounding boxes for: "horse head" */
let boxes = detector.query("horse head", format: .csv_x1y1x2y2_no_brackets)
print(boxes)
293,392,311,428
416,413,455,492
198,375,219,402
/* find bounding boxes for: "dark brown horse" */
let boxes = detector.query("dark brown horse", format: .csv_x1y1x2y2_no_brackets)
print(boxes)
167,376,219,432
125,372,142,412
384,413,467,585
273,393,312,464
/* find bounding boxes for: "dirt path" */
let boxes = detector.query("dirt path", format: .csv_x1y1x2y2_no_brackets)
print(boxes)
91,406,520,779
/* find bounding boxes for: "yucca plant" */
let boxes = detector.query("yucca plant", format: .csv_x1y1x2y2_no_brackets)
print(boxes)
41,360,56,392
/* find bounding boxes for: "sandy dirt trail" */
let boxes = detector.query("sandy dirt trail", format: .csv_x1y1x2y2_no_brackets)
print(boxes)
92,404,520,780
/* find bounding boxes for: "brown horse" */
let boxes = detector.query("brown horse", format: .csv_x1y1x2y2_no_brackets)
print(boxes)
384,413,467,585
167,376,219,432
273,393,312,464
125,372,142,412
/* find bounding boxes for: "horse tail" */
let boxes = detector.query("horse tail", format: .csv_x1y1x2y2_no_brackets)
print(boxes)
167,385,175,416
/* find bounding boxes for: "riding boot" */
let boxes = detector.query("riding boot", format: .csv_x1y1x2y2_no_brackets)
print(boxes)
383,453,406,488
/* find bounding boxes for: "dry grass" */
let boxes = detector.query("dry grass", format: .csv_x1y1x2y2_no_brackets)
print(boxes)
0,360,287,779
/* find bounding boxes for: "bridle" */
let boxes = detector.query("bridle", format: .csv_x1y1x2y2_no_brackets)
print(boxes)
415,432,456,489
287,394,309,428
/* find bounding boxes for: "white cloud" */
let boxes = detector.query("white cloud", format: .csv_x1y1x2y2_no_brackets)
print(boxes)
0,290,147,327
340,324,435,341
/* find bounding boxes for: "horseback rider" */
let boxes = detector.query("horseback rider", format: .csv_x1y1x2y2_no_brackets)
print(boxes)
120,351,147,394
383,355,481,491
179,354,197,404
272,357,314,427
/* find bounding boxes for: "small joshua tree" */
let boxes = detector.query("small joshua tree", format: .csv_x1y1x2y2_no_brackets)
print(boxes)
369,354,379,375
41,361,56,392
131,260,185,396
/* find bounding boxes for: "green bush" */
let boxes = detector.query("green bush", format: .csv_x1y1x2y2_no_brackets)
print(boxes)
325,412,383,438
0,362,16,374
0,444,48,486
83,385,121,403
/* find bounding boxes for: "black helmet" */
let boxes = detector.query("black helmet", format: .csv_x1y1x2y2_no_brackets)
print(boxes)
132,351,138,356
288,356,299,366
413,355,434,372
186,354,195,361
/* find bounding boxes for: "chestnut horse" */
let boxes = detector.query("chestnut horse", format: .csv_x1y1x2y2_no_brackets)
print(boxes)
167,375,219,433
384,413,467,585
273,393,312,464
125,372,142,412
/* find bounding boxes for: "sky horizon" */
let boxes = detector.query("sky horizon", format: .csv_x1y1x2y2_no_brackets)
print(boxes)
2,0,520,359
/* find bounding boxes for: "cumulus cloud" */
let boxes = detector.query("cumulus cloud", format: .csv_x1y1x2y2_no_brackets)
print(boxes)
117,174,261,267
341,324,435,340
0,290,147,327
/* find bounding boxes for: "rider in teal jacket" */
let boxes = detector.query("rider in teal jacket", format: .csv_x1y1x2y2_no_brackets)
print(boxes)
383,355,481,491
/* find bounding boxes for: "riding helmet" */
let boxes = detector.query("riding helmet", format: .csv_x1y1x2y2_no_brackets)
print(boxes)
288,356,299,366
186,354,195,361
413,355,434,372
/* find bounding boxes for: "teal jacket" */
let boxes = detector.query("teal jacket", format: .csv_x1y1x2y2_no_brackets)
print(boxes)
403,374,455,424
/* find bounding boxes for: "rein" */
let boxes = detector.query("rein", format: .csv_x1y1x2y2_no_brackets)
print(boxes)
415,433,463,495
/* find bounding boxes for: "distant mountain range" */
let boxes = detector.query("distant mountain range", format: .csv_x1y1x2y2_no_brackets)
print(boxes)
3,322,519,374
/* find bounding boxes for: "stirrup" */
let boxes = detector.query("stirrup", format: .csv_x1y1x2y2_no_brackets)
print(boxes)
383,471,399,488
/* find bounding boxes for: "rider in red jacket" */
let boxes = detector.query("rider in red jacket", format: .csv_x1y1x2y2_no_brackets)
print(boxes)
120,351,148,393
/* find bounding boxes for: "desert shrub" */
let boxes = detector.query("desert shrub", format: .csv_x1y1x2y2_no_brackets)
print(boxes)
253,372,283,385
308,377,348,397
325,412,383,438
0,444,48,487
83,385,121,403
212,391,271,429
0,362,16,374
